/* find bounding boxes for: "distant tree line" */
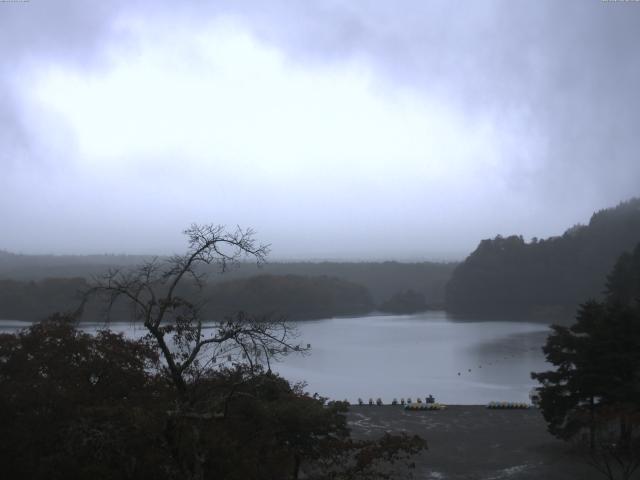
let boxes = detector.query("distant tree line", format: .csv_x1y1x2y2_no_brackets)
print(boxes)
0,250,456,307
0,274,374,322
199,274,373,320
446,198,640,320
0,277,87,321
379,290,428,314
0,271,442,322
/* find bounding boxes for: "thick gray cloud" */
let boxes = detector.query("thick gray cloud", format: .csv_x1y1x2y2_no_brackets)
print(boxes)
0,0,124,164
213,1,640,202
1,1,639,259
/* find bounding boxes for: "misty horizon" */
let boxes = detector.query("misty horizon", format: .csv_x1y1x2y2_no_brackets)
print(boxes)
0,197,631,263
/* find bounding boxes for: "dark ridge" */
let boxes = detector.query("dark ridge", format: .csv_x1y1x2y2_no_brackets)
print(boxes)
445,197,640,321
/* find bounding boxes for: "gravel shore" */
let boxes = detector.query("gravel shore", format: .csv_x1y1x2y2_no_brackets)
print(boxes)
347,405,601,480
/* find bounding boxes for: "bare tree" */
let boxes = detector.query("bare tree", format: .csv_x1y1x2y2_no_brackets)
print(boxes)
80,224,312,480
82,224,306,395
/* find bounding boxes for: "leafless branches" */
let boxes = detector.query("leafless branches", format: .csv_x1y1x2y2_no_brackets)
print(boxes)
584,438,640,480
81,224,304,395
577,409,640,480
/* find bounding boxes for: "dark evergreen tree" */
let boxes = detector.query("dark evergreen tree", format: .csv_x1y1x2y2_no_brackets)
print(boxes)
605,243,640,307
532,245,640,479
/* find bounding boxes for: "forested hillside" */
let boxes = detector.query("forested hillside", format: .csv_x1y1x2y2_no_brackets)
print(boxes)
0,251,151,279
0,274,373,322
236,262,455,306
201,274,373,320
0,253,455,307
0,278,87,321
445,198,640,319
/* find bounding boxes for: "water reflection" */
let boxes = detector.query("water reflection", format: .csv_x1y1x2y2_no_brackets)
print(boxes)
274,313,551,404
0,312,552,404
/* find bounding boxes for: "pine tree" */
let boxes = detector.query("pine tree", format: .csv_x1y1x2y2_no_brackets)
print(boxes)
532,244,640,478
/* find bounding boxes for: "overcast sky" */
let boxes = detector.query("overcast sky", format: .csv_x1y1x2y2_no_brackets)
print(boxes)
1,1,639,260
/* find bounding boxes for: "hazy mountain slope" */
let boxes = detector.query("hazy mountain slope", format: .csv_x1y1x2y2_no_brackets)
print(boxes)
445,198,640,319
0,253,456,307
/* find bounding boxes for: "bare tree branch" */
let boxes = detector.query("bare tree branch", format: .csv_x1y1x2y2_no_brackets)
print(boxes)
81,224,302,400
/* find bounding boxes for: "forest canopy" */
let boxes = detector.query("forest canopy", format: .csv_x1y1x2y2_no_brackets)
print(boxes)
0,274,373,322
445,198,640,320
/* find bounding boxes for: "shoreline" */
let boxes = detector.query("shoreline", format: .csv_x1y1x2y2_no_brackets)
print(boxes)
346,405,600,480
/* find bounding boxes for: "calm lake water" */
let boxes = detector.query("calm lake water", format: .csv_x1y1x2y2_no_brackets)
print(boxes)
0,311,551,404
